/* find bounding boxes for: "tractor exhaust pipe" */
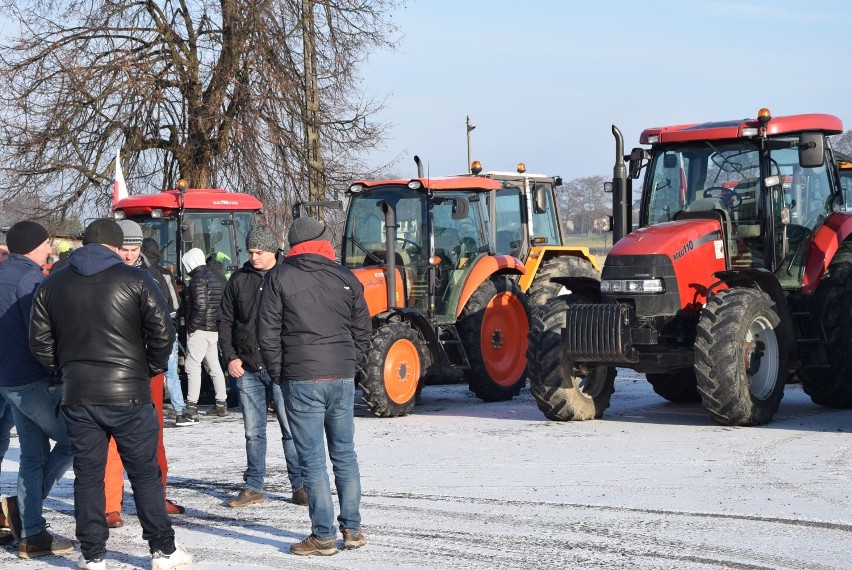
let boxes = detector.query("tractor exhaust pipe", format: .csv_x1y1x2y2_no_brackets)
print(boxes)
414,155,424,178
611,125,630,243
381,201,398,309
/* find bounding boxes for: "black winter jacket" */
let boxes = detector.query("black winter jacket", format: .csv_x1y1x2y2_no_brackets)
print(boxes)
257,253,371,383
218,262,267,371
185,265,223,333
29,244,175,406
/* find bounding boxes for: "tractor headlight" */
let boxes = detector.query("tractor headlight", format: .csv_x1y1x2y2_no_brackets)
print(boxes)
600,278,665,294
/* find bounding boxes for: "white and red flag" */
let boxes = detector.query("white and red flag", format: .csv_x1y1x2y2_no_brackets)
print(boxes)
113,148,128,206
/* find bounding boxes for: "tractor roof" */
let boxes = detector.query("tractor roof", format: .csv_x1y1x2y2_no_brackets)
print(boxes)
640,113,843,144
114,188,263,216
350,176,502,193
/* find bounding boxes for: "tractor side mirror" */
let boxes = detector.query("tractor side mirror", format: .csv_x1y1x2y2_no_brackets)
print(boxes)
451,197,469,220
799,132,825,168
180,221,195,243
533,185,548,214
628,148,649,179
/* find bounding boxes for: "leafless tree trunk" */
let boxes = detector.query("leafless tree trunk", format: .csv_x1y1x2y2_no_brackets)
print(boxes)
0,0,401,225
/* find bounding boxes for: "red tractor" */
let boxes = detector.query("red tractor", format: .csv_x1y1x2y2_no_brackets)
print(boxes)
339,162,531,417
529,108,852,425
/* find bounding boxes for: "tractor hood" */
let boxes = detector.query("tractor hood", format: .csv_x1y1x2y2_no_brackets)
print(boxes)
611,219,725,262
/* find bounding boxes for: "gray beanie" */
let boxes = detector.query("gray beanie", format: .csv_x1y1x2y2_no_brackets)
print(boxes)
246,225,279,253
182,248,206,273
118,220,144,247
287,217,327,247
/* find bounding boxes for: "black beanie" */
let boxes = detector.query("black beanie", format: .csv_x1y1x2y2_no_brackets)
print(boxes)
83,219,125,248
6,220,49,255
287,217,327,247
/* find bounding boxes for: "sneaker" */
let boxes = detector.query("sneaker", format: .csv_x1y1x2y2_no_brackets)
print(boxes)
290,534,337,556
77,554,107,569
18,529,75,559
174,414,197,427
185,404,200,421
207,402,228,417
342,528,366,550
1,495,21,540
291,487,309,506
105,511,124,528
226,488,264,508
165,499,185,515
151,543,193,570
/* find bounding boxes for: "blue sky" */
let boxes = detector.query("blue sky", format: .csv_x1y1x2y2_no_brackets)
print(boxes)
362,0,852,179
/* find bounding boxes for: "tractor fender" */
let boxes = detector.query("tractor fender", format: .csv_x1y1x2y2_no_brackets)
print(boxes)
518,246,601,291
801,212,852,294
710,267,796,358
548,276,603,301
455,255,525,318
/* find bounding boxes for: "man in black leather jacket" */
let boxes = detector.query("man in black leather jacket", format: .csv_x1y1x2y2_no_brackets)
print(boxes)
181,247,227,420
29,219,192,569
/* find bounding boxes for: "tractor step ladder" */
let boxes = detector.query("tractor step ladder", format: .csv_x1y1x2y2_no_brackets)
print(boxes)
438,325,470,370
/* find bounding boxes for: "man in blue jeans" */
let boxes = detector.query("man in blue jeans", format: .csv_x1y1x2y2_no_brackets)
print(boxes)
0,220,74,559
218,224,305,507
257,217,371,556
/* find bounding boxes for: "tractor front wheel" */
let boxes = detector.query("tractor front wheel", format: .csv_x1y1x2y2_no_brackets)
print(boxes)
459,276,530,402
358,321,430,417
695,288,786,426
527,295,615,421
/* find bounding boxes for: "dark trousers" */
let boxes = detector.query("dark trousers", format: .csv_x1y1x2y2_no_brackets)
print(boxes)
61,404,175,560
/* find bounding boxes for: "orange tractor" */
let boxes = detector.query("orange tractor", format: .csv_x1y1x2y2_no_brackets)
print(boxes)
529,108,852,426
339,161,531,416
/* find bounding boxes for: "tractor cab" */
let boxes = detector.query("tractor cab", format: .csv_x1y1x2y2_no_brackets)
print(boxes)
342,177,496,322
113,180,263,282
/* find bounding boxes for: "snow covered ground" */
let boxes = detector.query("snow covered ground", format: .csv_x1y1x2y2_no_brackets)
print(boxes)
2,370,852,569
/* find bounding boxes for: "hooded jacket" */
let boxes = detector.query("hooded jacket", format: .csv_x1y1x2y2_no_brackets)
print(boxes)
256,247,371,383
0,253,51,387
218,261,268,371
185,264,224,333
29,243,175,405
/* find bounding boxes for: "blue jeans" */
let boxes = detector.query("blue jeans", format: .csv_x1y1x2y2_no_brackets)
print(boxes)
0,379,73,538
283,378,360,539
0,394,14,478
236,369,302,492
164,339,185,414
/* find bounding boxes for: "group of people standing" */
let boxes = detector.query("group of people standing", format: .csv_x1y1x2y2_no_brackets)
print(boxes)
0,213,371,568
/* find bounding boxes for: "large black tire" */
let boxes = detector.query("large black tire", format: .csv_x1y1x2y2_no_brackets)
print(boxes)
526,256,600,307
646,369,701,403
800,241,852,407
695,288,787,426
527,295,616,421
358,321,430,417
459,276,530,402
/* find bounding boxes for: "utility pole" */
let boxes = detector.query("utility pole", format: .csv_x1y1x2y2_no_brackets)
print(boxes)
466,115,476,171
303,0,324,203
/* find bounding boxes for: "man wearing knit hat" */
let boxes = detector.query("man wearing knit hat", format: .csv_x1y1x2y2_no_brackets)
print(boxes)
218,225,305,508
101,221,185,530
257,217,370,555
0,220,74,559
29,218,192,569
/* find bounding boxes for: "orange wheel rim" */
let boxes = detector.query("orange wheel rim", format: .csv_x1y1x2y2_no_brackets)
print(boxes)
384,338,420,404
479,292,529,386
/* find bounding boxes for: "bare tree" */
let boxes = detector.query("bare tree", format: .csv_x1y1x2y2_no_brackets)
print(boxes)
832,130,852,157
0,0,401,224
558,175,611,235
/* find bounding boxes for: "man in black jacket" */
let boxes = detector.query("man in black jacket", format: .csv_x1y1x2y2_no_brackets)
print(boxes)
181,247,227,420
29,219,192,570
257,217,371,556
219,225,305,508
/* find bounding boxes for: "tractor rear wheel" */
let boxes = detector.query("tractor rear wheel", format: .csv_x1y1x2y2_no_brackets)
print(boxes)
459,276,530,402
695,288,787,426
527,295,615,421
800,241,852,407
358,321,430,417
646,370,701,403
526,256,599,307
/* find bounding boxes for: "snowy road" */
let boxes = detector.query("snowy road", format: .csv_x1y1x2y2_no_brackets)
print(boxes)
3,371,852,569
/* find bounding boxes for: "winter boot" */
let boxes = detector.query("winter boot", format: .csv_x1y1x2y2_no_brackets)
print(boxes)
208,400,229,417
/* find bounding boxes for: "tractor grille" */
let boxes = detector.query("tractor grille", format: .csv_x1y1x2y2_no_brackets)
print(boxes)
563,303,639,364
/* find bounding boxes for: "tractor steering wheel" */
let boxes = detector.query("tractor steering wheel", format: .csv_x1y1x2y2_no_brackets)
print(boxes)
703,186,743,208
395,237,422,256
